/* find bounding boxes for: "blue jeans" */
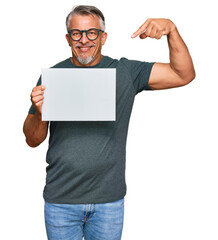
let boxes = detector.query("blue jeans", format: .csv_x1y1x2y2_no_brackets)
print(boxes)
44,198,124,240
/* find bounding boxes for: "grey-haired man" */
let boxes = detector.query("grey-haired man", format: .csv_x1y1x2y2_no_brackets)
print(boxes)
23,5,195,240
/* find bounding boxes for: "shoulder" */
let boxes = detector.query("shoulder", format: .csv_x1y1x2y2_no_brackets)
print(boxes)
117,57,154,72
51,58,72,68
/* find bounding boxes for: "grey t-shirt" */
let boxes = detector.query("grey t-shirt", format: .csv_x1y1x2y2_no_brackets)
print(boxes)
29,56,155,204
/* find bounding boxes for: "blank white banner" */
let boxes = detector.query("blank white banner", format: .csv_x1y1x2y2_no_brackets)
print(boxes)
42,68,116,121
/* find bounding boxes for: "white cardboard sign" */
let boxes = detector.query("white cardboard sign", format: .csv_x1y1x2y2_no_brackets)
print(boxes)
41,68,116,121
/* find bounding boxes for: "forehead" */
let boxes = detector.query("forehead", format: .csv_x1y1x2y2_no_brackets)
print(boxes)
68,14,101,30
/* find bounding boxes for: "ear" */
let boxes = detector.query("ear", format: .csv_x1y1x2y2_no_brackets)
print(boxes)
66,34,71,46
101,32,107,46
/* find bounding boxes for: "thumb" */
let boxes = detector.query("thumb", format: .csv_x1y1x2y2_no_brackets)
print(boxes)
139,33,147,39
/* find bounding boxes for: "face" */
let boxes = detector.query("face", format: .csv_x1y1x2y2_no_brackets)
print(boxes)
66,14,107,67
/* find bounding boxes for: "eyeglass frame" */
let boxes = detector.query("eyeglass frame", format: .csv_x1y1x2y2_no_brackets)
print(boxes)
67,28,104,41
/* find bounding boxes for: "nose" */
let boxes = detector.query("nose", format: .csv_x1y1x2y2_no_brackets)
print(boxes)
80,31,89,44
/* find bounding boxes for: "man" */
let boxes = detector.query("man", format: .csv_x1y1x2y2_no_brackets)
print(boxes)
23,5,195,240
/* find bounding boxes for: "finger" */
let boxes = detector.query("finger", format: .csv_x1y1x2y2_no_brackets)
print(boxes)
35,100,43,107
131,19,151,38
32,95,44,104
149,27,157,38
155,30,164,39
35,100,43,114
32,85,46,92
139,24,153,39
139,33,147,39
31,90,44,98
144,25,153,37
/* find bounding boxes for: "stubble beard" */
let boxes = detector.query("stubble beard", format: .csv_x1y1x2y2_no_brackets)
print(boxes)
74,42,96,65
76,55,94,65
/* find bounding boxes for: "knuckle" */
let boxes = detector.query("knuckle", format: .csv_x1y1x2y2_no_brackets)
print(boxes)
32,95,42,103
36,101,42,106
146,30,151,36
32,97,37,103
33,85,42,91
150,19,154,25
156,31,162,38
31,92,37,99
36,95,43,101
145,28,149,34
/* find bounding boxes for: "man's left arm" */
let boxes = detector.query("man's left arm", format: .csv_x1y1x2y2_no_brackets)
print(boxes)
132,18,196,90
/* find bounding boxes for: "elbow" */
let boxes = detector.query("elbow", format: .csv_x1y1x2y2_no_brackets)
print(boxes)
26,138,40,148
23,128,39,148
181,69,196,86
26,140,39,148
188,69,196,83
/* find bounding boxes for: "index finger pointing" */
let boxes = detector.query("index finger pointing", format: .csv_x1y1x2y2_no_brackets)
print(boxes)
131,19,151,38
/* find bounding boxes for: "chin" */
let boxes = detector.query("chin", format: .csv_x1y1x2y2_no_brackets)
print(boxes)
77,56,94,65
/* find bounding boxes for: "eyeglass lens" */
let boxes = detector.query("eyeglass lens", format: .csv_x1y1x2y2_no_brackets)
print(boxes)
70,29,99,41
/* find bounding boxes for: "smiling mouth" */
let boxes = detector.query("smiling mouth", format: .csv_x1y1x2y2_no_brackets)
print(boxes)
79,47,91,52
75,44,95,53
77,46,94,53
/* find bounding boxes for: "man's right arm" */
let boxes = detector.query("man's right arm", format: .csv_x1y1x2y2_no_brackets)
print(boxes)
23,85,49,147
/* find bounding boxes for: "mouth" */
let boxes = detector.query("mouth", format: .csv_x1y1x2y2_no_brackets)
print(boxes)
75,43,95,53
77,46,94,53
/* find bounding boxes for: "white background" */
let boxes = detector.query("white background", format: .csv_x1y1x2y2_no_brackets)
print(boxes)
0,0,217,239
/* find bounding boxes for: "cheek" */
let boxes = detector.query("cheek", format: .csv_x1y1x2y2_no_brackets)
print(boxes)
94,41,101,50
71,44,78,52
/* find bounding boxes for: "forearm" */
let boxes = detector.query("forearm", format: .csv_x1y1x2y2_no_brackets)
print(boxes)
167,26,195,82
23,112,48,147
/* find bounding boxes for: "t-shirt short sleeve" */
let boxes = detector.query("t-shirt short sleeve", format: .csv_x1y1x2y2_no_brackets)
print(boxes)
28,76,42,114
120,58,155,94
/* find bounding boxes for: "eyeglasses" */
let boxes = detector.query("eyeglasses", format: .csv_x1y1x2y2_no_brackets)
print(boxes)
68,28,104,41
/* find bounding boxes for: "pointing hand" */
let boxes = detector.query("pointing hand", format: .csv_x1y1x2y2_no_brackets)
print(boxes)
131,18,176,40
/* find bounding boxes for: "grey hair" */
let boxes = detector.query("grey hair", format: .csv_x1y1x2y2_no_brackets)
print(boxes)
66,5,105,31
